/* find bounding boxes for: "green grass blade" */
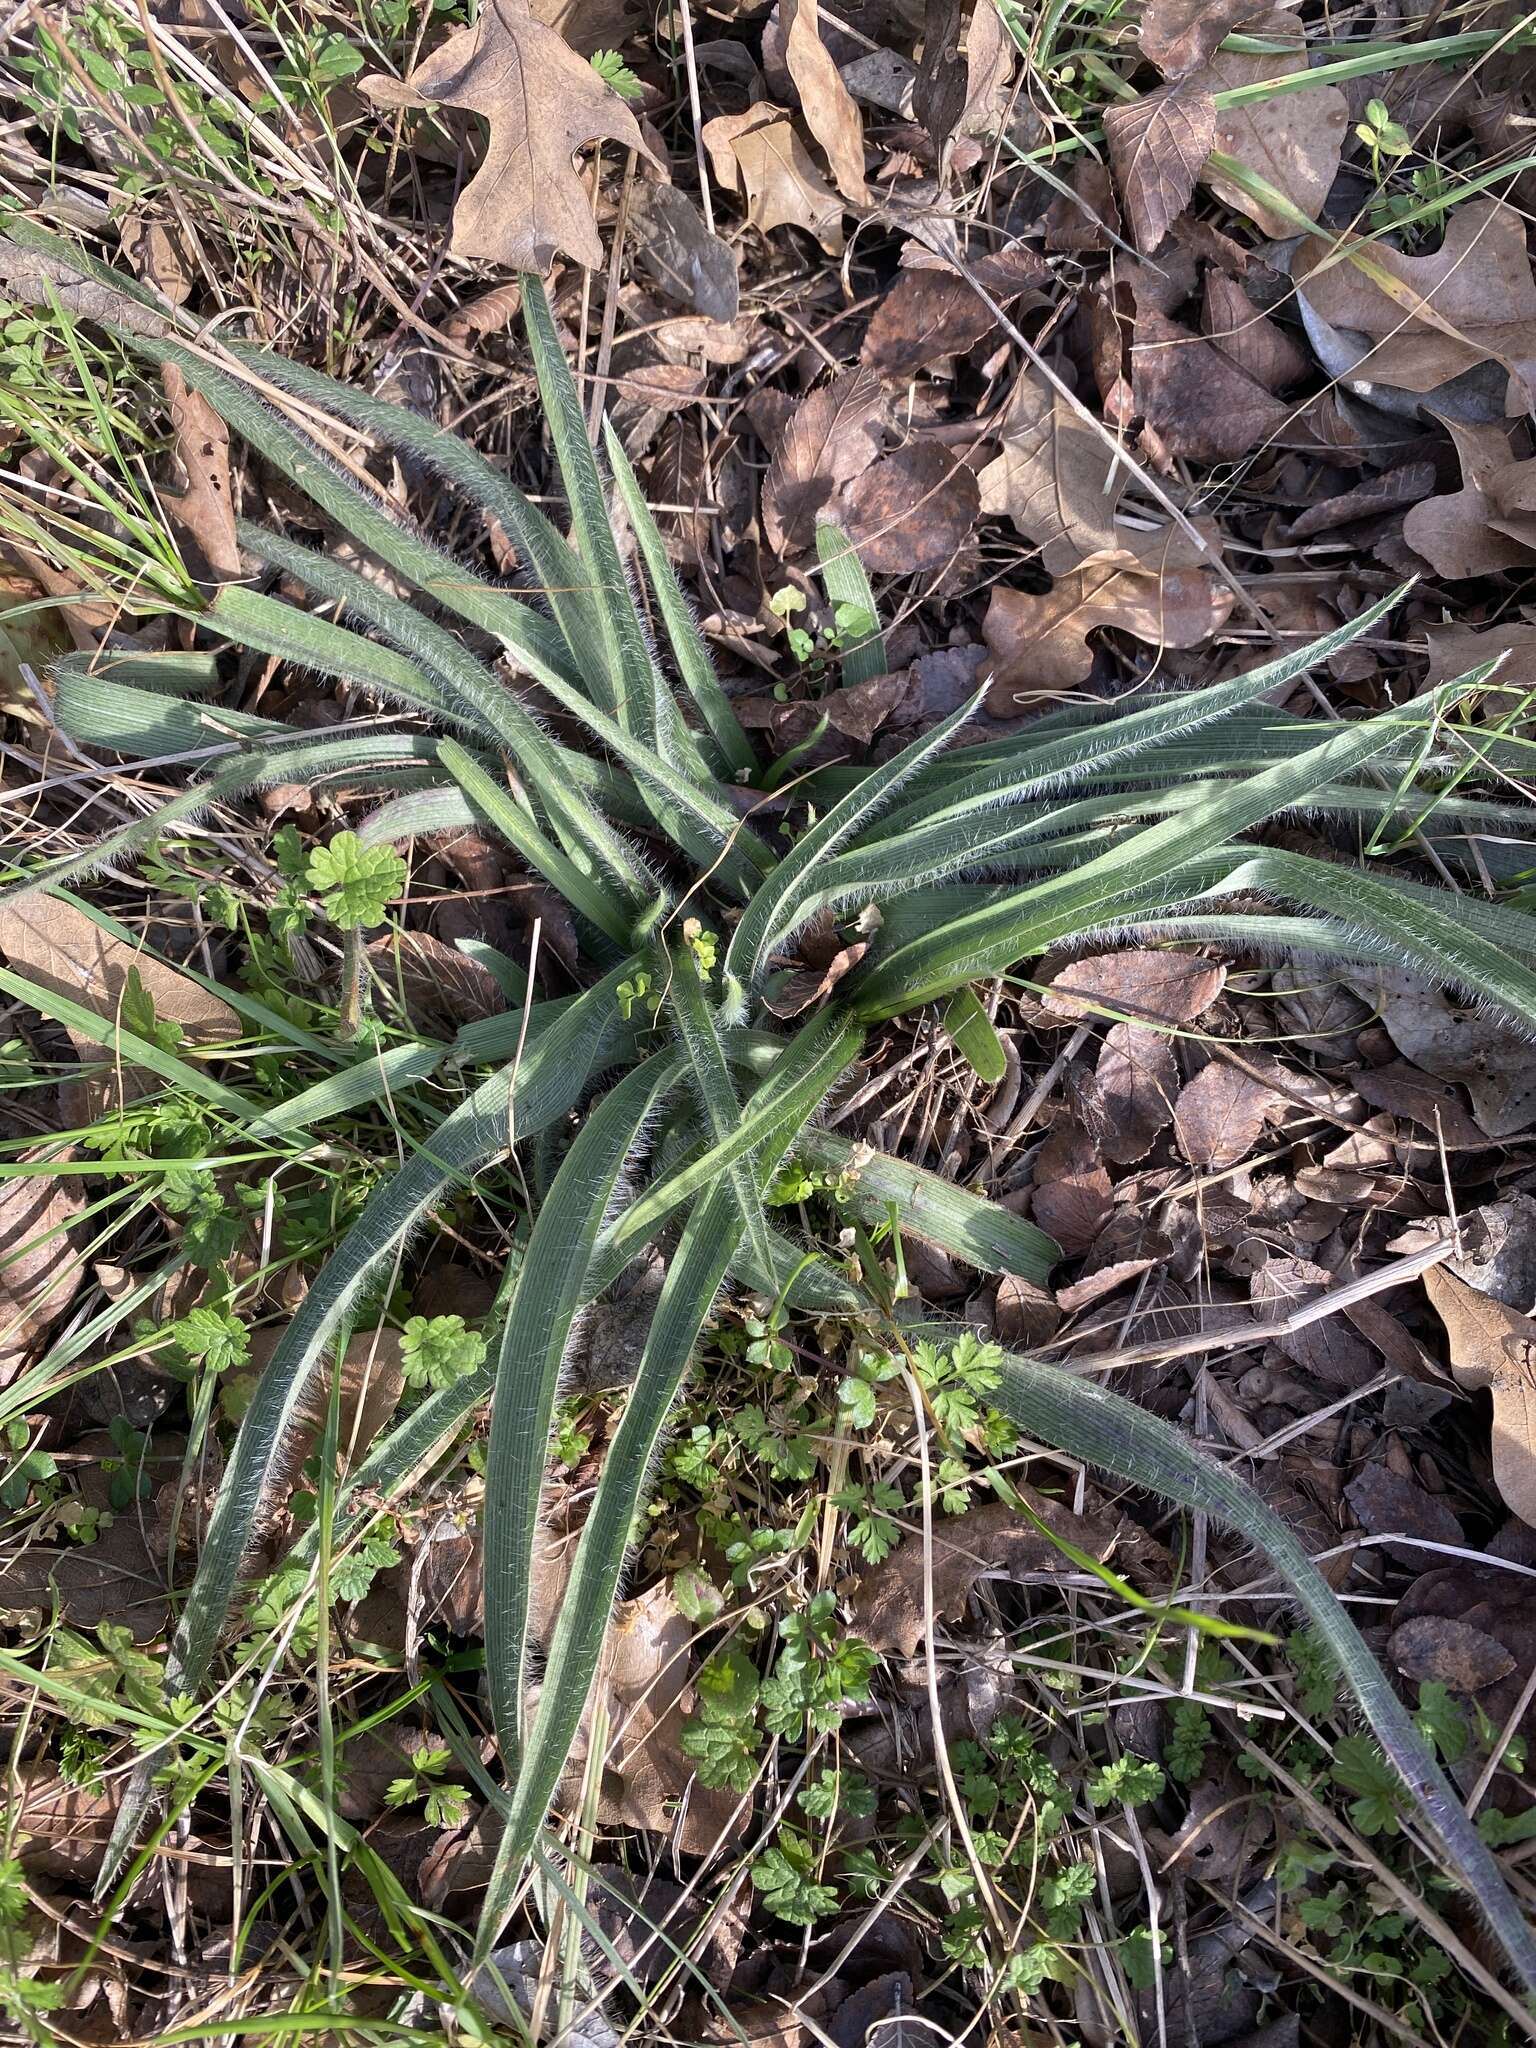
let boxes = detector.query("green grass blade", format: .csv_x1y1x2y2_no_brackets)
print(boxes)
977,1340,1536,2000
54,668,293,757
602,417,758,780
815,522,887,688
483,1048,682,1767
942,986,1006,1083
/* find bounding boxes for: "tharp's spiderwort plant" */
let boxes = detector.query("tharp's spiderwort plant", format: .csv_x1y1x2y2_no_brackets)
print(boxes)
6,219,1536,1994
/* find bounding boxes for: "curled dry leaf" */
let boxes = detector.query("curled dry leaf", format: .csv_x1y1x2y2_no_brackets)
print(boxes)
1425,1265,1536,1527
860,245,1049,380
1043,948,1225,1027
1294,200,1536,413
782,0,866,202
1185,12,1347,238
1345,1462,1465,1559
0,896,240,1121
0,1164,84,1367
1285,461,1438,541
836,440,980,572
760,365,884,554
978,374,1126,574
1138,0,1271,77
381,0,655,273
1402,418,1536,577
1103,83,1218,254
702,104,844,255
984,528,1234,697
848,1495,1127,1657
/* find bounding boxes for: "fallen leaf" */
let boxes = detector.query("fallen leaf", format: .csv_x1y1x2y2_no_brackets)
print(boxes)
702,104,844,254
848,1495,1126,1656
993,1272,1062,1347
1084,1022,1178,1165
984,529,1234,696
1446,1195,1536,1310
12,1767,116,1885
820,671,906,744
835,441,980,572
1346,1460,1465,1559
761,366,884,554
531,0,636,53
1201,271,1309,392
764,915,868,1017
1138,0,1271,78
977,374,1126,573
368,928,508,1031
782,0,866,201
161,362,241,584
1056,1255,1160,1312
387,0,655,273
1425,1265,1536,1526
1173,1058,1286,1171
860,246,1049,379
1132,303,1294,465
630,182,740,324
1030,1122,1113,1254
0,1164,83,1368
1284,461,1439,541
1294,200,1536,413
120,214,192,304
1187,13,1347,239
1402,418,1536,577
1389,1613,1516,1691
1424,618,1536,698
1251,1255,1376,1390
1044,949,1225,1026
264,1325,407,1487
912,0,967,157
0,896,240,1120
1042,156,1123,253
1103,84,1218,253
1351,965,1536,1139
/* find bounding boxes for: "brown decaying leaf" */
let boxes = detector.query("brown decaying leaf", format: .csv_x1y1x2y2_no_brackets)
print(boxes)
1201,271,1309,392
1085,1022,1178,1165
860,246,1050,380
848,1495,1127,1657
1402,418,1536,577
1346,1462,1465,1562
1138,0,1271,79
386,0,655,273
0,896,240,1121
782,0,866,202
1030,1122,1112,1255
702,104,844,254
760,365,883,554
1285,461,1438,541
1132,302,1294,466
835,441,980,572
978,374,1126,573
1295,199,1536,413
1354,965,1536,1139
161,362,241,584
1390,1613,1516,1691
368,928,508,1032
1044,948,1225,1026
0,1165,83,1367
984,525,1234,697
1173,1057,1286,1171
1425,1265,1536,1527
1103,83,1218,254
1186,12,1347,239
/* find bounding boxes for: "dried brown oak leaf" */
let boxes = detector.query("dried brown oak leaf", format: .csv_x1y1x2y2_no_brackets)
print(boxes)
860,245,1049,380
978,374,1126,574
1030,1121,1112,1255
0,1164,84,1368
782,0,866,202
703,104,844,255
373,0,656,273
1103,83,1218,254
1425,1265,1536,1527
849,1495,1125,1656
984,522,1233,697
1043,948,1225,1026
1138,0,1271,78
1402,417,1536,577
760,365,884,554
1185,13,1347,239
1294,199,1536,414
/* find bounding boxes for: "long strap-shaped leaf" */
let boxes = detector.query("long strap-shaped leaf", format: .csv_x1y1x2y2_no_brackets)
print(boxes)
222,341,611,699
229,524,654,914
853,684,1471,1019
483,1048,683,1768
602,417,759,781
474,1181,746,1964
723,691,983,1004
870,585,1411,842
974,1340,1536,2000
815,522,888,689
